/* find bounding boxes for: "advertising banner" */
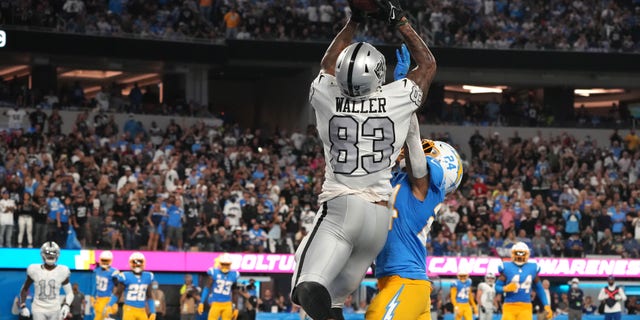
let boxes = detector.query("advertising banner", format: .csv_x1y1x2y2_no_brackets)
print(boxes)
2,249,638,278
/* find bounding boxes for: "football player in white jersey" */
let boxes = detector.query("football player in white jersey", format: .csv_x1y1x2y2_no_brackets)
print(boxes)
19,241,74,320
477,272,497,320
290,0,437,318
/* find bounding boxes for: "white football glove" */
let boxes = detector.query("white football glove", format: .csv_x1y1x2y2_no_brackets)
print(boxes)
60,304,70,319
20,306,31,317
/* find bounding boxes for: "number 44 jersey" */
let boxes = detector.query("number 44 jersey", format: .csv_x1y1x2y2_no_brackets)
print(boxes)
116,271,154,308
309,73,422,203
498,261,540,303
27,264,71,313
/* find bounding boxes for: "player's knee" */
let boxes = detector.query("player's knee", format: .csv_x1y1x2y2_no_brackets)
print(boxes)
292,281,333,320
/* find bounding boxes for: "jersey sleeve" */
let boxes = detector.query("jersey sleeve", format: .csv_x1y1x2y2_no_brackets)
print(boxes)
207,267,215,278
309,73,338,110
234,271,240,281
26,264,37,279
531,261,541,275
62,266,71,280
149,272,155,282
116,272,127,284
497,261,505,274
384,78,422,111
111,268,120,278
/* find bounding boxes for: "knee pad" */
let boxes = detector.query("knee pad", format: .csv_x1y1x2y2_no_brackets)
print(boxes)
292,281,333,320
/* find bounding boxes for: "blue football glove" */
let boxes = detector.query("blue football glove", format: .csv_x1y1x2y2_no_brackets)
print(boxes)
394,43,410,80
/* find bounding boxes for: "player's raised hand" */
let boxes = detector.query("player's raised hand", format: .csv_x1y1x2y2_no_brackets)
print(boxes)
373,0,405,26
347,0,367,23
394,43,410,80
503,282,519,293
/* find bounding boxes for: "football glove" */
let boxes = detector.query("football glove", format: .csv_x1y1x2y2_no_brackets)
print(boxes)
480,306,486,313
20,306,31,318
347,0,367,23
503,282,519,293
544,305,553,320
148,313,157,320
60,304,70,319
105,303,118,316
394,44,410,81
197,303,204,315
373,0,405,26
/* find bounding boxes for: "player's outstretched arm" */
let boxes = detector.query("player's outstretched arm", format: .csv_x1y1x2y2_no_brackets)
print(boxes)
397,19,436,104
320,1,364,75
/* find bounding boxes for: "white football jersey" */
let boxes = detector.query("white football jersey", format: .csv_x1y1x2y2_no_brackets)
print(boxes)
27,264,71,312
478,282,496,308
310,73,422,203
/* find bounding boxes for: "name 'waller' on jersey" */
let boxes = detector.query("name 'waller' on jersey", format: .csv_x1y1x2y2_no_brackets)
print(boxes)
335,97,387,113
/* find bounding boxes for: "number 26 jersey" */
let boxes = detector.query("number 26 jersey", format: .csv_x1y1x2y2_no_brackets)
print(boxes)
309,73,422,203
27,264,71,312
116,271,154,308
498,261,540,303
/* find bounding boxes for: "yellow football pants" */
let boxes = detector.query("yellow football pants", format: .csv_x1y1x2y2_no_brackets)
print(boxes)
455,304,473,320
502,302,533,320
208,301,233,320
94,297,110,320
123,305,148,320
365,275,431,320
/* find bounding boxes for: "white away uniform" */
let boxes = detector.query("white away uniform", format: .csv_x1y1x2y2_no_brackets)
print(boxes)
28,263,71,320
292,73,422,307
477,282,496,320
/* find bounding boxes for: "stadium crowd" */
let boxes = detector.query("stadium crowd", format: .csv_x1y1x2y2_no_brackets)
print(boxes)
0,100,639,260
0,0,638,52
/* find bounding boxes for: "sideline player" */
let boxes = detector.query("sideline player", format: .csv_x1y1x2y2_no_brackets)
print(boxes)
198,253,240,320
105,252,156,320
365,139,463,319
93,251,119,320
476,272,496,320
496,242,552,320
290,0,438,317
451,266,478,320
19,241,74,320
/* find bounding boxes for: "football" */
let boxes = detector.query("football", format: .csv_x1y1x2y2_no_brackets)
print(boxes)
351,0,379,13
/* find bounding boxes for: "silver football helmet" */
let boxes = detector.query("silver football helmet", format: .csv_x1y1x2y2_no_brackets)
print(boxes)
41,241,60,266
335,42,386,100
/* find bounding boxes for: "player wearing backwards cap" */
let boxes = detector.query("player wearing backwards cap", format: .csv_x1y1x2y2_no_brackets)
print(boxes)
19,241,74,320
106,252,156,320
366,137,464,320
496,242,552,320
198,253,240,320
451,266,478,320
92,251,119,320
598,275,626,320
476,272,497,320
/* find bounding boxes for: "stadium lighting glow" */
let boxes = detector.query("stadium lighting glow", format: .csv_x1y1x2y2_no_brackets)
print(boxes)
0,65,29,79
574,88,625,97
118,73,159,84
59,69,123,79
462,85,504,94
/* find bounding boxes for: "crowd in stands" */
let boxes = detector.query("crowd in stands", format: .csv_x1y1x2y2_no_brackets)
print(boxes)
1,0,638,52
0,96,639,259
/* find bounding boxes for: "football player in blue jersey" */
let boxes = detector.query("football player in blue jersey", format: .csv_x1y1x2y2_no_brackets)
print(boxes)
106,252,157,320
93,251,119,320
366,138,463,320
496,242,552,320
198,253,240,320
451,266,478,320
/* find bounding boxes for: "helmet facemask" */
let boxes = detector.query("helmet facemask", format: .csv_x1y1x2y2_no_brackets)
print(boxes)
130,259,144,274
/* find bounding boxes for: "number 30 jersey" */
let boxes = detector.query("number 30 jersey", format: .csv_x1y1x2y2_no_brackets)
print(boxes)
498,261,540,304
116,271,154,308
27,264,71,313
309,73,422,203
94,266,120,298
206,267,240,303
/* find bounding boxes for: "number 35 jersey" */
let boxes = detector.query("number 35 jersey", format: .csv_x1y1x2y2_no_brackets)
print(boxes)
116,271,154,308
27,264,71,312
206,268,239,303
498,261,540,304
309,73,422,203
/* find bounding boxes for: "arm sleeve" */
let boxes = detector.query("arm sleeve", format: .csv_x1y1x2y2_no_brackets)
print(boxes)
534,280,549,307
404,115,427,179
107,294,118,307
62,282,74,306
148,295,156,314
495,279,505,294
450,286,457,306
201,286,209,304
